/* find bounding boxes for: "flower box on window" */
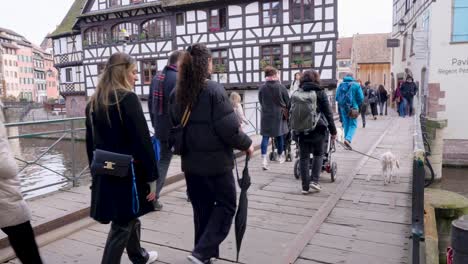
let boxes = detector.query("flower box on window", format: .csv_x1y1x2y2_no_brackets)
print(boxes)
214,64,227,73
209,27,221,33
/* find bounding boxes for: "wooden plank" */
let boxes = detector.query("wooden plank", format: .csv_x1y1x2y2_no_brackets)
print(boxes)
325,216,411,236
330,207,411,225
308,232,409,262
318,222,410,247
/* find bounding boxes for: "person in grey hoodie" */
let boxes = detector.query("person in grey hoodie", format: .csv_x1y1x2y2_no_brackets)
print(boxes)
0,121,43,264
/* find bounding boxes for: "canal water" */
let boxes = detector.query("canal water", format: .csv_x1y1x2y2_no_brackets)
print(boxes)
432,167,468,198
5,104,152,199
7,127,89,199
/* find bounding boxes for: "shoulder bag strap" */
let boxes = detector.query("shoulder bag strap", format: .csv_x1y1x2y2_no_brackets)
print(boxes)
181,104,192,127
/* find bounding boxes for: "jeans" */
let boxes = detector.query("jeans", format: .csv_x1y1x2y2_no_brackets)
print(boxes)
156,140,173,199
340,108,358,143
360,105,367,126
261,135,284,155
399,98,407,117
299,137,325,190
185,171,236,261
379,101,387,115
1,221,43,264
370,103,378,117
406,96,414,116
101,218,149,264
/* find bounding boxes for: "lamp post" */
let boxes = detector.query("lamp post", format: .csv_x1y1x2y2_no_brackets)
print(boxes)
398,19,407,34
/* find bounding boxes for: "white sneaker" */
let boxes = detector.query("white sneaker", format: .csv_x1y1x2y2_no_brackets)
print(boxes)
278,154,286,164
301,189,310,195
310,182,322,191
262,156,269,170
147,251,158,263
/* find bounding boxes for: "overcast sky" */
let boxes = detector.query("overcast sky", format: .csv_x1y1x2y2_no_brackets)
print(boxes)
0,0,392,45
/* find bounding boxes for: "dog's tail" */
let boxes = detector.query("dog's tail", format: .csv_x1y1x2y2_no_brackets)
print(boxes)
396,160,400,169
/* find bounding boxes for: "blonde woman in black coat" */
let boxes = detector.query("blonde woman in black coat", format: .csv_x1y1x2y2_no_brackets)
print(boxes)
85,52,159,264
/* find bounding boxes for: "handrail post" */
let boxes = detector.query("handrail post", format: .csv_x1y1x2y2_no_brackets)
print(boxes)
70,119,77,187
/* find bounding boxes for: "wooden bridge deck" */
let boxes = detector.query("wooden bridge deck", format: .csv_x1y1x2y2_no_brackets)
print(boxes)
3,114,414,264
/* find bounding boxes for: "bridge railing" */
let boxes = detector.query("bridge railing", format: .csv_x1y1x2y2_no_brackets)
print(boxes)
5,101,262,195
5,118,87,195
411,96,435,264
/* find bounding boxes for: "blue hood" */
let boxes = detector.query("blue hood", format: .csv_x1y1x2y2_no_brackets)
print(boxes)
343,76,355,82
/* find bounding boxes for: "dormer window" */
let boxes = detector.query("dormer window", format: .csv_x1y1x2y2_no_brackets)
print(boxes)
209,8,227,32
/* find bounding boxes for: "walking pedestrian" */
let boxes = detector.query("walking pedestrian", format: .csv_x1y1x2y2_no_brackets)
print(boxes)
289,72,301,96
0,121,43,264
400,76,418,116
230,92,249,130
393,84,406,117
367,83,378,119
377,84,388,116
335,74,364,149
289,70,337,194
259,66,290,170
85,52,159,264
359,80,368,128
169,44,253,264
148,50,183,211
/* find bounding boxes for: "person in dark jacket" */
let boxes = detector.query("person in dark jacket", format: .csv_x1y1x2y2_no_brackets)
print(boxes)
377,84,388,116
258,66,290,170
400,76,418,116
359,80,368,128
294,70,337,193
366,82,378,119
148,51,182,211
169,44,253,264
85,52,159,264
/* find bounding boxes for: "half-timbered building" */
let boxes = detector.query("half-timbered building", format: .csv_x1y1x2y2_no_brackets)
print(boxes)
50,0,338,116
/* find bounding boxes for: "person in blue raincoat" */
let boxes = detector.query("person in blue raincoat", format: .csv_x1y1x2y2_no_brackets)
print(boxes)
335,74,364,149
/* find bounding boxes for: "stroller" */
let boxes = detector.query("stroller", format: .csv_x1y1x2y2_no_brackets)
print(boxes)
269,131,294,162
293,130,338,182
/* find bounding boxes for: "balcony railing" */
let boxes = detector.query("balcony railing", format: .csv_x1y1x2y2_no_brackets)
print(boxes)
54,52,83,67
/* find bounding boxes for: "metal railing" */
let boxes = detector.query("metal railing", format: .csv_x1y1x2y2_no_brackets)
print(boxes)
411,96,435,264
5,118,88,195
5,101,262,195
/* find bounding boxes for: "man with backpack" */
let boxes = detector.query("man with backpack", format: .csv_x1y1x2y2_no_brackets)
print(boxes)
290,70,337,194
148,51,182,211
335,74,364,149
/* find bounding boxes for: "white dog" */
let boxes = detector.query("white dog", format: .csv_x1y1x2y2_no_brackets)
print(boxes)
366,152,400,185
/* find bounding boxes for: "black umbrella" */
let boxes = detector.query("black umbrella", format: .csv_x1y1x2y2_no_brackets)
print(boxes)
234,154,251,263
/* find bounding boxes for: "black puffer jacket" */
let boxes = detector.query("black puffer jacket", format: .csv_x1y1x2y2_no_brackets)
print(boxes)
170,80,252,176
296,82,337,142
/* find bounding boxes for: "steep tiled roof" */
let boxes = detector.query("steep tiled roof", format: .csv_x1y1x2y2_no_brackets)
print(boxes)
49,0,87,38
352,33,391,64
337,37,353,60
0,27,23,37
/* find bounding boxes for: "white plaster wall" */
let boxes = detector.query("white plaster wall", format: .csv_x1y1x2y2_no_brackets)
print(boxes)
427,2,468,140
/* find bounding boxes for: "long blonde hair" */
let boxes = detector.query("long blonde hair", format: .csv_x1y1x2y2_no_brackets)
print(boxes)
89,52,136,124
